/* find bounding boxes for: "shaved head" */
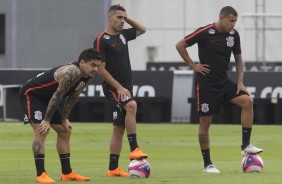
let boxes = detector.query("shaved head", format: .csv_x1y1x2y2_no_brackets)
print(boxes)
220,6,238,17
108,4,126,15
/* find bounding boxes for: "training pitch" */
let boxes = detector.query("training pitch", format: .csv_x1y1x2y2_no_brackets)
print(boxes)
0,122,281,184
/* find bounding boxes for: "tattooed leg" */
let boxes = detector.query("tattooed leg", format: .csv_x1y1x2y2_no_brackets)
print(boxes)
32,141,43,156
30,123,47,176
198,133,210,150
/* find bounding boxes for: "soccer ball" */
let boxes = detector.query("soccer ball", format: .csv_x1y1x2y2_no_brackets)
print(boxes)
242,154,264,173
128,159,151,178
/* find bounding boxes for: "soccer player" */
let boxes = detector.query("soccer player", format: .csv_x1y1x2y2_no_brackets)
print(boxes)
94,4,148,177
175,6,263,173
19,48,102,183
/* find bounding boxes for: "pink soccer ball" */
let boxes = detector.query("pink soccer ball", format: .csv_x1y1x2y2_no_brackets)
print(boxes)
242,154,264,173
128,159,151,178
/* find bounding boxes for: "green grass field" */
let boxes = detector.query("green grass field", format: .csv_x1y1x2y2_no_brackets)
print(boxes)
0,122,281,184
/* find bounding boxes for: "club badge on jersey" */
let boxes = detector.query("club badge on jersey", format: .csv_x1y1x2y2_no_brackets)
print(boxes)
226,36,234,47
119,34,126,44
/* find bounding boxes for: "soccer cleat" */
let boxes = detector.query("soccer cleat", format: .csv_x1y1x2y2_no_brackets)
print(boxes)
107,167,130,177
129,147,148,160
61,171,90,181
241,144,263,156
36,172,56,183
203,164,221,173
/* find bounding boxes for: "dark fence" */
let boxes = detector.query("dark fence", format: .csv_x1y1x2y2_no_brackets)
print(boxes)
146,61,282,72
0,69,173,123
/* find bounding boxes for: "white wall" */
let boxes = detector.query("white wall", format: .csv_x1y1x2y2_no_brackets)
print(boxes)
112,0,282,70
1,0,282,69
0,0,105,68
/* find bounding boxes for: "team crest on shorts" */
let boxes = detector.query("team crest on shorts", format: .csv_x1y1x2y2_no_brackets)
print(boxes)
113,111,117,120
201,103,209,113
121,95,130,102
226,36,234,47
34,110,43,120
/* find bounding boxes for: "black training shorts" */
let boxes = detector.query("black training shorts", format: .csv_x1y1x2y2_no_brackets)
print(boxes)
195,78,247,116
19,91,62,124
103,87,134,126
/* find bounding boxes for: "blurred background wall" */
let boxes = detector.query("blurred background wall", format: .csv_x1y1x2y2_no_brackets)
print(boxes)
0,0,106,68
1,0,282,69
113,0,282,70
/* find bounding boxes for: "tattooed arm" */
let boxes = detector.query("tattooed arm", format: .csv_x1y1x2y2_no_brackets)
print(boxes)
234,54,249,95
59,78,92,132
38,65,81,135
61,78,92,121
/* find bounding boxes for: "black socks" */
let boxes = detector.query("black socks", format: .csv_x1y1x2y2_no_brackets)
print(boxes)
201,149,212,167
127,134,138,152
242,127,252,150
59,153,72,175
34,154,45,176
109,154,119,170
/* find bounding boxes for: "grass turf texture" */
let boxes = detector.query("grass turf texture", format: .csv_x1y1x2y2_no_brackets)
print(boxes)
0,122,281,184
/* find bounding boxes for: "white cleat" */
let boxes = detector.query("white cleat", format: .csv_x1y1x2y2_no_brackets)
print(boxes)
204,164,221,173
241,144,263,156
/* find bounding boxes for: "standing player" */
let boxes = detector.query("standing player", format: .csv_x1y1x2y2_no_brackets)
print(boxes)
19,48,102,183
176,6,263,173
94,5,148,177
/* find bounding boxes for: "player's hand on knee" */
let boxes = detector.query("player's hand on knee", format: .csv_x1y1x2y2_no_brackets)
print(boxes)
38,120,51,135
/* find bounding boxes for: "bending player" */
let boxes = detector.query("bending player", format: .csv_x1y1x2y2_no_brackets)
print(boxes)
19,48,102,183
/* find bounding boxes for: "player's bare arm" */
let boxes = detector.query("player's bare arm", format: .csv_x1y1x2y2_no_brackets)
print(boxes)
176,39,210,75
234,54,244,83
61,79,92,121
38,65,81,135
98,62,131,100
124,16,146,37
60,79,92,132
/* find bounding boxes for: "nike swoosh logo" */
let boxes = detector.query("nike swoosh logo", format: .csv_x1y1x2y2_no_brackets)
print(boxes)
112,43,118,47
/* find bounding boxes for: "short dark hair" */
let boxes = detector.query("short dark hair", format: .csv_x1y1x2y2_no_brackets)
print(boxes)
220,6,238,17
108,4,126,13
78,48,102,63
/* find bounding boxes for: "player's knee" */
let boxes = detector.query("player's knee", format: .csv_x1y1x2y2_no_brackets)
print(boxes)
125,100,137,113
33,129,48,141
243,96,253,108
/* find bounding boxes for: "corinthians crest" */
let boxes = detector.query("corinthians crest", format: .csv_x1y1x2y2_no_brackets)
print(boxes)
226,36,234,47
201,103,209,113
34,110,43,120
